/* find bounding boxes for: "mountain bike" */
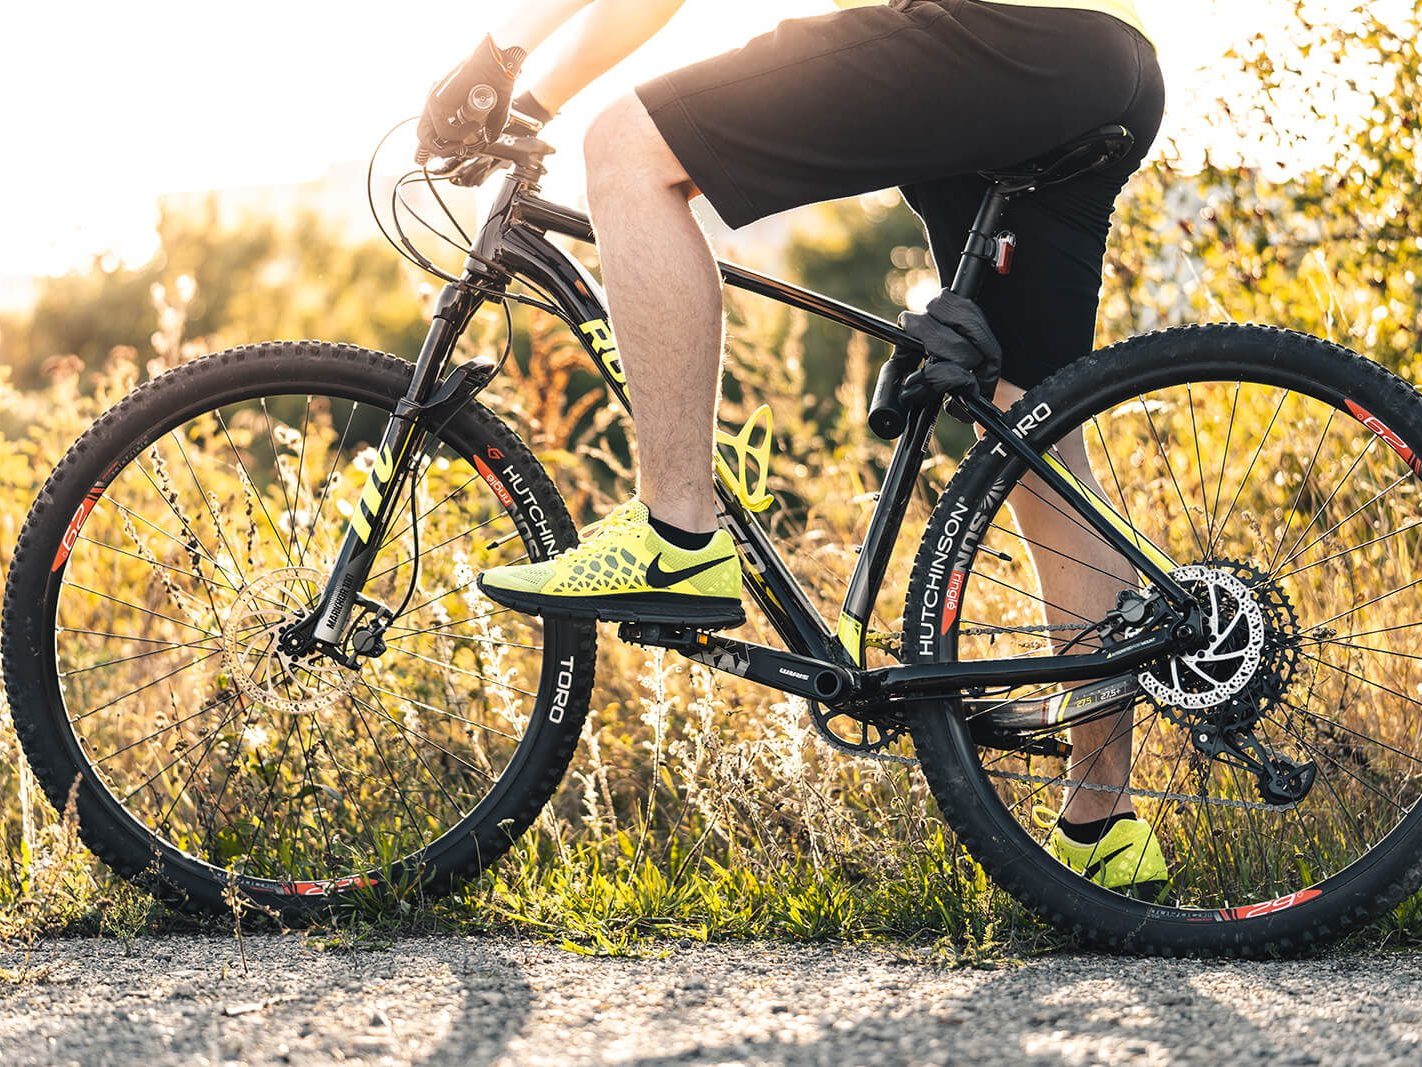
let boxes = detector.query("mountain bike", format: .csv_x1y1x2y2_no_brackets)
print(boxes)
7,114,1422,957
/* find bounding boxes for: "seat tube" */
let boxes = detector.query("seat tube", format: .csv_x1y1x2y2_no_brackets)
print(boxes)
836,183,1012,662
837,404,937,664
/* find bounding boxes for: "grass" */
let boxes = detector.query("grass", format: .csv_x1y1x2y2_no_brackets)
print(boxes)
3,235,1422,965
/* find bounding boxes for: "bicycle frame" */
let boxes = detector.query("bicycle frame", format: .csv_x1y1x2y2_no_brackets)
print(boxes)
294,158,1200,711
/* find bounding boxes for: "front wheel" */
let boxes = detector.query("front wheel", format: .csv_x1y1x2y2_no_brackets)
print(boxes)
2,341,596,919
906,324,1422,955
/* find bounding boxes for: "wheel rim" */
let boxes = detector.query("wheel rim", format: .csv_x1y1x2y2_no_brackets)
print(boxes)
49,388,562,892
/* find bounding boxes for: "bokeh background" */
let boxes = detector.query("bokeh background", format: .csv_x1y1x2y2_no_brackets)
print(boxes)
1,0,1420,948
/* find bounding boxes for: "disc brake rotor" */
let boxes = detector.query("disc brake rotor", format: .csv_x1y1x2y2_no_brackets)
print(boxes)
222,566,356,714
1139,560,1300,729
1139,564,1265,711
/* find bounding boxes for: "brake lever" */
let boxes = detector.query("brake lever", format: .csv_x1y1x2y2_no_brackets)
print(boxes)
425,156,465,177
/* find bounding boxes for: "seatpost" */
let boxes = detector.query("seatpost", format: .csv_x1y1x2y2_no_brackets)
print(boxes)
950,185,1011,301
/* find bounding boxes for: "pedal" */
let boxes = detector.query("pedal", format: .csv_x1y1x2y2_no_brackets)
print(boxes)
617,621,702,650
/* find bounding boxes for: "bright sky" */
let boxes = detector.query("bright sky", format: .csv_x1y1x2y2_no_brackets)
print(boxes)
0,0,1352,303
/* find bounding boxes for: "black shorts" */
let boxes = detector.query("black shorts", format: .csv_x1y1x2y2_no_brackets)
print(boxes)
636,0,1165,389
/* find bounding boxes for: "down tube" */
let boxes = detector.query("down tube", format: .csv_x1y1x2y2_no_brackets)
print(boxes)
499,228,837,658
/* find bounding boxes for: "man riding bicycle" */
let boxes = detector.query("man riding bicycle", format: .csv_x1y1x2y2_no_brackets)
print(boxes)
419,0,1167,892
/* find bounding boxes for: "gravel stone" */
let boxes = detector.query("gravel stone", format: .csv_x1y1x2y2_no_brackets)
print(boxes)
0,936,1419,1065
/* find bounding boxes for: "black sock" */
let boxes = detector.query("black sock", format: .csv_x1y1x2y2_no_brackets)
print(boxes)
648,514,715,551
1060,811,1137,844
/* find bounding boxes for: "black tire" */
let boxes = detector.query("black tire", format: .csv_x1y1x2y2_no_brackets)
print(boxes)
2,341,596,920
905,324,1422,956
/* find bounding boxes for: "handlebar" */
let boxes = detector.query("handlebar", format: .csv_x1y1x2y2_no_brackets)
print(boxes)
415,106,550,176
867,348,921,440
456,84,498,126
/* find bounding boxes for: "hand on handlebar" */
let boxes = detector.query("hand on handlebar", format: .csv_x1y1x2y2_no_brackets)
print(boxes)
416,35,526,164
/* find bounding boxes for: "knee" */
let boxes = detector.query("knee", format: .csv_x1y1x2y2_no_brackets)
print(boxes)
584,95,688,205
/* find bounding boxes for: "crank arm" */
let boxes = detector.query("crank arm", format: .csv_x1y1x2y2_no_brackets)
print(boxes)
618,622,854,703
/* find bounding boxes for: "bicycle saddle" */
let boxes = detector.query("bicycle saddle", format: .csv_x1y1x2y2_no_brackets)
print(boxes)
981,124,1136,193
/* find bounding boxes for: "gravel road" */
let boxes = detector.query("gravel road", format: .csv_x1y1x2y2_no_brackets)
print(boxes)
2,935,1420,1065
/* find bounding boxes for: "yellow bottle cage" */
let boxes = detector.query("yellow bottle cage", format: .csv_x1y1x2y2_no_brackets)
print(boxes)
714,404,775,513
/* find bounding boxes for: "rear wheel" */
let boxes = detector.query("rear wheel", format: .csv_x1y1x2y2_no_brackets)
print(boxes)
2,341,595,919
906,325,1422,955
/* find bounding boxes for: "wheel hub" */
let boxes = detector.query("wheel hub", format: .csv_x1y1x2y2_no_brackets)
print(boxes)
222,566,356,715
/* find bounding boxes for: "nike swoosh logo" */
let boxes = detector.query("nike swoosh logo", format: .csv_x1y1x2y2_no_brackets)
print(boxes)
646,553,733,589
1083,841,1136,881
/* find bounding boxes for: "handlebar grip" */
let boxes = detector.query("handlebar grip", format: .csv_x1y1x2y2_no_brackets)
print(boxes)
415,86,499,167
868,349,919,440
455,84,498,126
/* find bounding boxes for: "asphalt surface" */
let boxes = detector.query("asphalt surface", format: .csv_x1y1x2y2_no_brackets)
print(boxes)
2,936,1420,1065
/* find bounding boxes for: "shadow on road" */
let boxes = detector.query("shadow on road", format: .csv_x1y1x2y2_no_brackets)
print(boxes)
6,937,1419,1065
4,935,534,1065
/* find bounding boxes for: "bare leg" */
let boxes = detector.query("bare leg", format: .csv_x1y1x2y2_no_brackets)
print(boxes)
584,95,1136,815
994,382,1137,823
584,95,723,533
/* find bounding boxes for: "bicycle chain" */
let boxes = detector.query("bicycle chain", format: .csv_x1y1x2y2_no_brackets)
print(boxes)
814,724,1293,809
959,622,1093,639
980,767,1295,812
816,623,1291,809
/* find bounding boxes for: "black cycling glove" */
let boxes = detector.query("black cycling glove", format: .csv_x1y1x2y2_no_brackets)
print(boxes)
417,36,527,160
899,290,1003,408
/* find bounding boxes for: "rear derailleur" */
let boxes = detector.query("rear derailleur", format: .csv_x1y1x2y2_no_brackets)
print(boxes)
1183,716,1316,805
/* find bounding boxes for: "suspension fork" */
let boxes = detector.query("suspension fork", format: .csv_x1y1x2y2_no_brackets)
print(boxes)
291,282,489,652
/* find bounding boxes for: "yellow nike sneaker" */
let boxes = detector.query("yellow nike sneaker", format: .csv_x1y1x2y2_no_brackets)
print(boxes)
477,499,745,628
1045,813,1169,899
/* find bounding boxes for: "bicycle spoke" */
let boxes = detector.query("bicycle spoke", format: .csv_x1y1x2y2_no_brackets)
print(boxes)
213,405,294,567
1273,436,1378,578
1263,405,1336,573
1210,385,1288,558
1204,381,1244,559
69,649,223,723
298,398,360,568
61,635,223,678
1274,516,1422,585
1273,472,1410,578
95,690,240,766
1138,392,1207,558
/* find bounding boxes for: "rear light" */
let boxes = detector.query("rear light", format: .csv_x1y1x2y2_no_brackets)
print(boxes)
994,232,1017,275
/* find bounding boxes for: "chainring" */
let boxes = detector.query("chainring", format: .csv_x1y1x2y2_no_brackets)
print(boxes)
807,699,916,764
